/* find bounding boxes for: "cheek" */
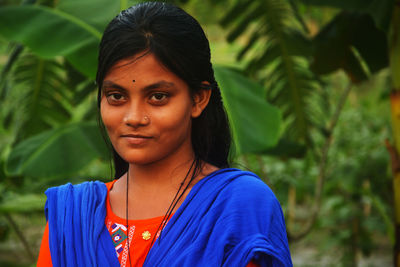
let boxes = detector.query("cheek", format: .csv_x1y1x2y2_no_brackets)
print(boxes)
156,102,193,134
100,104,109,128
100,104,120,135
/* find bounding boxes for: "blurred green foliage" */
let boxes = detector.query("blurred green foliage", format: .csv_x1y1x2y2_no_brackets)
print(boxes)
0,0,395,266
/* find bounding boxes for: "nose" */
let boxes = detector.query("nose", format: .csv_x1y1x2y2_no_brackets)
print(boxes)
123,102,150,128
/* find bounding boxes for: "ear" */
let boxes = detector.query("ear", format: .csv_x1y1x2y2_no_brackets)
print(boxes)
191,82,212,118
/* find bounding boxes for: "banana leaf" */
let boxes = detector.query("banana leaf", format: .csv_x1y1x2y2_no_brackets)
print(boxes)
215,66,281,155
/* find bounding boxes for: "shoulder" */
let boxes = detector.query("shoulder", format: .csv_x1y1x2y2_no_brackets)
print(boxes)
45,180,107,193
45,180,108,202
211,168,279,206
199,169,292,265
208,169,286,229
44,181,109,220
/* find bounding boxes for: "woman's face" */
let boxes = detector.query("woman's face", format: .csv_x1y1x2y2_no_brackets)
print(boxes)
100,53,207,166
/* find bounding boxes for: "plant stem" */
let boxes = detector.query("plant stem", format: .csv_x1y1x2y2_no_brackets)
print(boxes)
4,213,35,262
255,155,274,189
287,186,296,232
288,82,352,241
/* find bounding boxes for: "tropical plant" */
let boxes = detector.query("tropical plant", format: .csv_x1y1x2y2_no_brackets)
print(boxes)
213,0,396,265
0,0,282,263
0,0,397,265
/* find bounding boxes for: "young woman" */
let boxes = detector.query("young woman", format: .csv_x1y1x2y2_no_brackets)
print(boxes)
37,2,292,266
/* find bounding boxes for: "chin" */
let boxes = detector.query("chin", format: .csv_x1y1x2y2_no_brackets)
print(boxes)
119,151,161,166
122,156,155,166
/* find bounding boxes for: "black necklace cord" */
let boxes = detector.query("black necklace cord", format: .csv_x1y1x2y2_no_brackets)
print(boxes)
125,158,200,266
144,158,199,264
150,158,196,246
125,168,132,267
157,159,200,241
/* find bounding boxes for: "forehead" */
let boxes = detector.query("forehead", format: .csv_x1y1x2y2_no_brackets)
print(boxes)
103,53,190,92
106,53,170,79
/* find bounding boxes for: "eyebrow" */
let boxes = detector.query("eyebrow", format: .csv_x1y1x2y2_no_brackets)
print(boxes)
101,80,175,92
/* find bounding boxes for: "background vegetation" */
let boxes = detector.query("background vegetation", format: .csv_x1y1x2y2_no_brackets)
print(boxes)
0,0,397,266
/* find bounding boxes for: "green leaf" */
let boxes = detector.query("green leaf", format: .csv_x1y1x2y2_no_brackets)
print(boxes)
12,55,72,139
215,66,281,155
299,0,395,31
219,0,254,27
220,0,318,146
56,0,121,32
264,139,307,158
5,122,109,178
284,30,313,58
311,12,389,83
0,5,101,56
64,40,99,79
226,4,266,43
0,5,101,78
0,193,45,213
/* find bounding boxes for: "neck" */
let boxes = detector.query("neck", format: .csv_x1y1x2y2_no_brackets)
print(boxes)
125,142,198,193
128,156,196,190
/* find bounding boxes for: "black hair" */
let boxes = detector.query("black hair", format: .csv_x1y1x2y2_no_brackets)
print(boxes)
96,2,231,179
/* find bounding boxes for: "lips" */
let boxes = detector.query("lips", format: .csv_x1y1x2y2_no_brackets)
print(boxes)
120,134,153,145
121,134,152,138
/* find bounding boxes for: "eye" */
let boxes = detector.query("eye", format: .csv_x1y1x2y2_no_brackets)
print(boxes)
105,92,126,104
149,92,169,104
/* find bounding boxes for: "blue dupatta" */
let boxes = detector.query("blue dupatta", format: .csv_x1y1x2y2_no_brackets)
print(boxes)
45,168,292,266
45,181,119,267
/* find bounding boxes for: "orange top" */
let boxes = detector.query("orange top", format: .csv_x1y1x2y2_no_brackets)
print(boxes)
104,180,169,266
37,221,52,266
37,181,260,267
